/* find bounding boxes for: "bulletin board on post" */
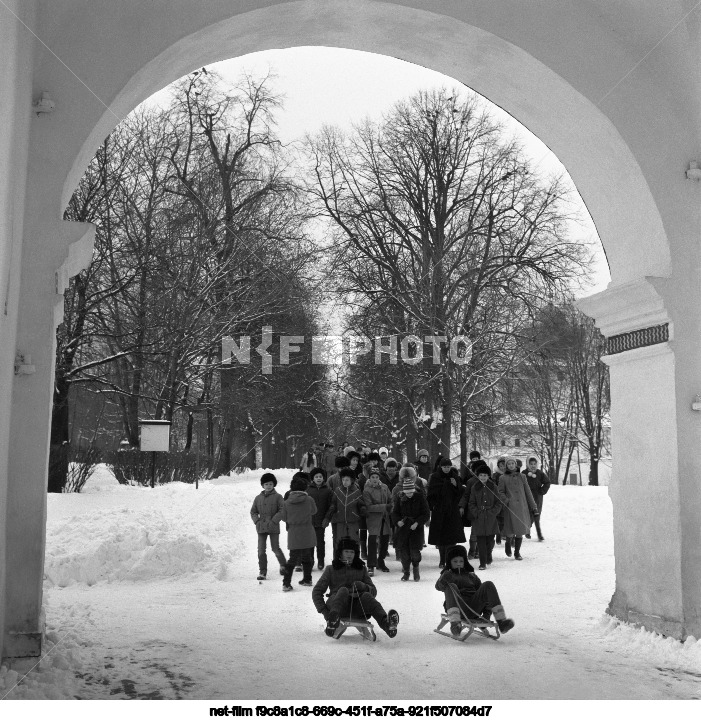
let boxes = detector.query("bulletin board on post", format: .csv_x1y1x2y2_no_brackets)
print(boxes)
139,419,171,452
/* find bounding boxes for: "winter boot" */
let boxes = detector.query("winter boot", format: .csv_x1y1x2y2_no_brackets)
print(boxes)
282,584,294,592
492,604,514,633
446,607,462,636
505,538,512,557
495,533,502,545
325,610,341,637
294,565,303,572
401,565,410,582
412,564,420,582
514,537,523,560
379,609,399,638
257,573,266,581
279,566,286,576
317,559,325,570
368,567,375,577
377,559,390,572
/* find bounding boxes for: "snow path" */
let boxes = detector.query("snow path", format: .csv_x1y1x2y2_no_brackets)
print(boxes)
2,466,700,701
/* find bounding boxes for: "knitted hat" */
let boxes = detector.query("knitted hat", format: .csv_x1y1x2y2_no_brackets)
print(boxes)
290,476,308,492
402,478,416,492
527,456,538,464
334,455,351,469
309,466,327,481
417,449,429,458
379,446,389,456
260,472,277,487
497,456,506,466
343,445,356,457
367,467,381,479
439,457,453,467
469,450,481,460
385,458,398,469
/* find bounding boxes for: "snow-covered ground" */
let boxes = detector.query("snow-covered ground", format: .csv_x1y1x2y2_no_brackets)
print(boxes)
2,465,701,703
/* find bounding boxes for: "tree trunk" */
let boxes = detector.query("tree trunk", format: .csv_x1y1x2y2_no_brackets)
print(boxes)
459,402,468,469
48,378,71,493
588,442,599,486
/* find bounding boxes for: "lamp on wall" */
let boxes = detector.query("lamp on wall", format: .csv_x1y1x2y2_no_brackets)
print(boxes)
33,91,55,116
686,161,701,181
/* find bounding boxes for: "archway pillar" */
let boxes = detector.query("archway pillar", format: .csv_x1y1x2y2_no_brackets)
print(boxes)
2,219,94,662
579,275,700,639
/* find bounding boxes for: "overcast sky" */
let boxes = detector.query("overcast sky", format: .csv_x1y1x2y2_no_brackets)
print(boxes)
148,46,610,295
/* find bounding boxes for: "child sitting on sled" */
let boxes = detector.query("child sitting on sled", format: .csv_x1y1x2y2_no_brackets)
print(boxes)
312,537,399,639
435,545,515,637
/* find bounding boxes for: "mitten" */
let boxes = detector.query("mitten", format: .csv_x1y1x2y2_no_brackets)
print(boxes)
322,518,330,528
410,522,418,530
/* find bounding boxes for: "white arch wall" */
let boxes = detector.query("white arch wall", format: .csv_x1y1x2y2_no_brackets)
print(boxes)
2,0,701,662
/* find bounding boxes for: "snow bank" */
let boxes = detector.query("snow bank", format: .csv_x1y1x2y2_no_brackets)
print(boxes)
599,615,701,674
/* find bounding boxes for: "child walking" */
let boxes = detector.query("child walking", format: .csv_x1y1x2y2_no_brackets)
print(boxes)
250,472,287,580
275,475,317,591
362,468,392,576
392,471,430,581
467,466,504,570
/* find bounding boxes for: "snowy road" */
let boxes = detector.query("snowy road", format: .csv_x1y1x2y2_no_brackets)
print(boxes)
1,467,700,701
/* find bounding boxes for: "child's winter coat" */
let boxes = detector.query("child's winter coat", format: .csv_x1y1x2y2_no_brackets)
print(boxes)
250,488,284,535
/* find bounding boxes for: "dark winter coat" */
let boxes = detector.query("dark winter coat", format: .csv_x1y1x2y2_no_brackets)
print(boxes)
250,489,284,534
427,469,466,545
312,557,377,614
524,468,550,513
435,566,483,608
390,479,426,504
382,470,400,493
392,492,430,550
415,459,433,482
362,480,392,536
467,480,504,536
273,491,317,550
497,470,538,537
458,477,480,527
325,484,367,538
307,481,333,527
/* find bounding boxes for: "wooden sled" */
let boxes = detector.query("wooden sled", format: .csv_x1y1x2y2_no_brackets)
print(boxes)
333,618,377,642
433,583,501,642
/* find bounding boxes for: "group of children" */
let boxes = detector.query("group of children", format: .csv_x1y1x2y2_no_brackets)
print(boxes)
250,462,515,639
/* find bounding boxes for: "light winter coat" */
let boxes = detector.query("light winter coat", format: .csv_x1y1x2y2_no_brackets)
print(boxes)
273,490,317,550
497,469,538,537
362,479,392,536
250,489,284,534
467,480,504,536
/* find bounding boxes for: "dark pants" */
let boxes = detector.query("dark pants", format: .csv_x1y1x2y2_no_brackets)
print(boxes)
399,545,421,570
283,548,312,585
258,533,287,575
367,534,389,568
476,535,495,566
468,525,478,555
443,580,502,618
314,526,326,564
360,528,368,556
529,498,544,538
328,586,387,624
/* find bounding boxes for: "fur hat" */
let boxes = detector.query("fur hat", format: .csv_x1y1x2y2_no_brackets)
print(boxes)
379,446,389,456
346,450,361,462
332,536,364,570
290,475,308,492
367,452,381,462
339,467,356,480
398,466,417,481
367,467,381,479
474,463,491,478
385,458,398,469
260,472,277,487
417,449,429,458
469,450,481,460
309,466,327,481
334,455,351,469
439,457,453,467
445,544,473,571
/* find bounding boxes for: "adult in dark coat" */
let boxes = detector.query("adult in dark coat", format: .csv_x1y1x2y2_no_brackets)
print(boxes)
427,458,466,567
524,456,550,541
458,461,485,559
492,457,507,544
312,537,399,638
414,449,433,484
467,469,504,569
307,467,333,569
392,476,430,581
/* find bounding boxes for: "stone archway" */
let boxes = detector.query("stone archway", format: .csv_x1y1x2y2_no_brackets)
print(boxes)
3,0,700,663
